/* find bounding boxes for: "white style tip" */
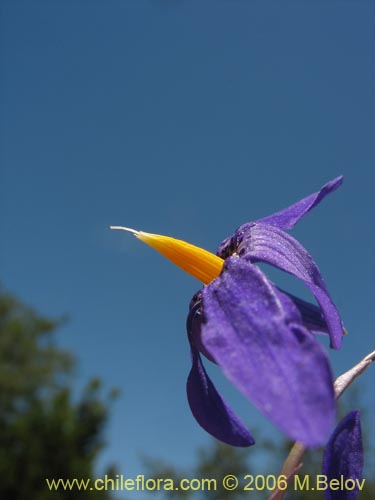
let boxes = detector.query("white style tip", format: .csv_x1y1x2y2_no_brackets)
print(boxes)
109,226,140,236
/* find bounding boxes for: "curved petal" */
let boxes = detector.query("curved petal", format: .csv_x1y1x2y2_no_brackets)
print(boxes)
239,223,343,349
217,177,343,259
187,346,255,447
322,411,363,500
258,176,343,230
279,289,329,335
200,257,336,448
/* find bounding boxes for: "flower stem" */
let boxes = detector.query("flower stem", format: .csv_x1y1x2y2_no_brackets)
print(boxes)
267,348,375,500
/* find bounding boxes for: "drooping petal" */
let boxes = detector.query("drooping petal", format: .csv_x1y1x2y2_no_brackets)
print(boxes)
258,176,343,230
200,257,336,448
187,293,254,446
238,223,343,349
187,346,255,447
322,411,363,500
279,289,329,335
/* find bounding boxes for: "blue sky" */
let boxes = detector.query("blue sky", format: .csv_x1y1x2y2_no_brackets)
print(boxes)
1,0,374,488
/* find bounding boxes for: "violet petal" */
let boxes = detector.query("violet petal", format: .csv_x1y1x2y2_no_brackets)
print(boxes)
322,410,363,500
258,176,343,230
279,289,329,335
200,257,336,448
239,223,343,349
187,346,255,447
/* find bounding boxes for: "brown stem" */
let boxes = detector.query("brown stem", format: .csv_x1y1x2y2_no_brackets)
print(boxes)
268,442,305,500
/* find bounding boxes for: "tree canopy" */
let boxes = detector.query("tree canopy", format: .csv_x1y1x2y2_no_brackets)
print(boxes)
0,287,117,499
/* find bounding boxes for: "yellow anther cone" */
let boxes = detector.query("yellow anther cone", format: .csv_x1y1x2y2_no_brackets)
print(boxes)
110,226,224,285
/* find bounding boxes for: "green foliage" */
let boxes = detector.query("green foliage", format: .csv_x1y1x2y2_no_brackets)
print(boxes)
0,287,117,499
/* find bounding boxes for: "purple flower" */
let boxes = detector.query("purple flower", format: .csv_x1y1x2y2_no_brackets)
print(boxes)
111,177,344,449
322,410,364,500
217,176,344,350
187,177,344,447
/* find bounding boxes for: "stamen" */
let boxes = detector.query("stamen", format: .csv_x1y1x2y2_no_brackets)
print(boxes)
110,226,224,284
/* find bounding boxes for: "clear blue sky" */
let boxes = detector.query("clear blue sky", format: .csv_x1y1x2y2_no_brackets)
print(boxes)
1,0,374,487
